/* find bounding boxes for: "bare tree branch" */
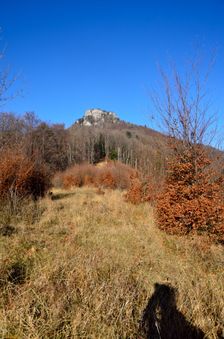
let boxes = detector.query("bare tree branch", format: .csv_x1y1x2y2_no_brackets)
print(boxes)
0,32,21,106
151,56,217,150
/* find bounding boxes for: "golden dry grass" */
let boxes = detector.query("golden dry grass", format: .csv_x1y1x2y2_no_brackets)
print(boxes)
0,187,223,338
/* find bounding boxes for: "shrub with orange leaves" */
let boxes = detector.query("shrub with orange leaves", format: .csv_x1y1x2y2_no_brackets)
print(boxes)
57,164,98,189
0,148,51,204
125,172,160,204
97,162,134,189
53,161,135,190
63,173,82,189
97,170,116,189
156,145,224,243
124,174,143,204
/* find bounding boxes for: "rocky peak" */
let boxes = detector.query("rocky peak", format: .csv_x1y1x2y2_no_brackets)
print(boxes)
75,108,119,126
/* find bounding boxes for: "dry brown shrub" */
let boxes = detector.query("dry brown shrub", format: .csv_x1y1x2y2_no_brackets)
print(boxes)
125,174,143,204
97,170,116,189
0,148,51,204
96,161,135,189
63,173,82,189
156,146,224,243
61,164,98,189
108,161,135,189
53,161,135,190
83,174,94,186
125,173,160,205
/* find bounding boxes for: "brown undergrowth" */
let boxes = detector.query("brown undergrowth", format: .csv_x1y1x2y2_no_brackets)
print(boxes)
126,145,224,244
125,173,161,205
0,187,223,338
53,161,136,190
0,147,51,204
156,146,224,243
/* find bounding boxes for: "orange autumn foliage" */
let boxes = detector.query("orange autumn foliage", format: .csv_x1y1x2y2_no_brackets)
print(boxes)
53,161,136,190
156,146,224,243
125,173,158,204
0,148,51,201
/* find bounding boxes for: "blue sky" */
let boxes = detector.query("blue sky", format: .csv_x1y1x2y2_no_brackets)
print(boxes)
0,0,224,128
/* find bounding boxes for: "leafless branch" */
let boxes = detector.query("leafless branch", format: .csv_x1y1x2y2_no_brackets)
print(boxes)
151,56,217,150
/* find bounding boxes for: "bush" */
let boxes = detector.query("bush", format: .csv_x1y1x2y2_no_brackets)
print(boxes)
97,170,116,189
125,173,160,204
60,164,98,189
53,161,135,190
125,174,143,204
97,162,135,189
156,146,224,242
0,148,51,208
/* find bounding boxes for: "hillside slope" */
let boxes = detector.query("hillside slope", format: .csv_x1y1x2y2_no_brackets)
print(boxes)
69,110,168,176
68,108,223,177
0,188,223,338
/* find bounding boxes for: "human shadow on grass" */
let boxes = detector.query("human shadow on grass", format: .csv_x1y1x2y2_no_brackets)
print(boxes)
139,283,205,339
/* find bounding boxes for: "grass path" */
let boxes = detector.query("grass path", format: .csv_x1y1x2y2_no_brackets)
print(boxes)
0,188,223,338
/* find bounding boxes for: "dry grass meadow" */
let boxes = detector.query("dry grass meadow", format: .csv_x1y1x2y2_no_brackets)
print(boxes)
0,187,223,338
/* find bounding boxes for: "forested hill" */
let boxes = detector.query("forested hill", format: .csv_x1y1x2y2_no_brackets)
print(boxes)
68,108,167,177
0,109,167,176
0,109,221,178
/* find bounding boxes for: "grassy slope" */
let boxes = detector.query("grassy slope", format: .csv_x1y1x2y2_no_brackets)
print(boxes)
0,188,223,338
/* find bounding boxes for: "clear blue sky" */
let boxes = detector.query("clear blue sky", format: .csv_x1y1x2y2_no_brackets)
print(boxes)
1,0,224,128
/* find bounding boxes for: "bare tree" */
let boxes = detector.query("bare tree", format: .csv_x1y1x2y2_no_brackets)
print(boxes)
0,112,23,149
152,58,224,240
151,57,217,151
0,31,21,106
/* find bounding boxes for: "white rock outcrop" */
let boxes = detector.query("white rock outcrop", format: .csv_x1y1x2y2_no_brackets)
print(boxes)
76,108,119,126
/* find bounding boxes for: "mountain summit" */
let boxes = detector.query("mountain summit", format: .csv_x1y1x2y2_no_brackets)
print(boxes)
75,108,119,126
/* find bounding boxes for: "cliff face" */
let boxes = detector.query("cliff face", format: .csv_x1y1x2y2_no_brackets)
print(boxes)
75,108,119,126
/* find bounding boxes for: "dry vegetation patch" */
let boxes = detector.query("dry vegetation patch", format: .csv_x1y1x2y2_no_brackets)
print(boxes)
0,147,51,210
0,188,223,338
53,161,136,191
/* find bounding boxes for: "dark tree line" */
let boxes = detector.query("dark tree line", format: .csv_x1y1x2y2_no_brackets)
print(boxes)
0,111,167,178
0,112,69,172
